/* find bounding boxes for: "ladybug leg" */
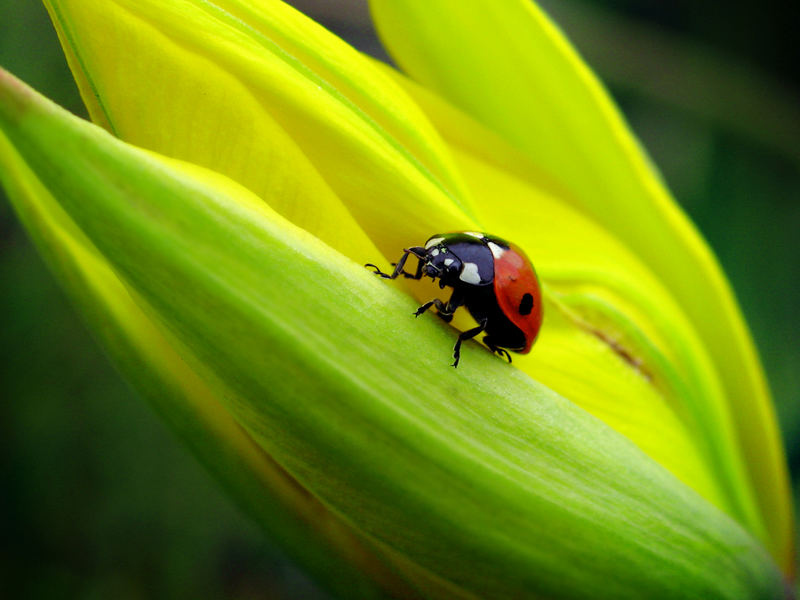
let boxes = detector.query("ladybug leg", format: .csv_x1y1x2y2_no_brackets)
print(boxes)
397,252,426,279
483,336,513,363
366,247,426,279
414,299,437,317
452,318,488,368
414,298,452,321
415,289,464,321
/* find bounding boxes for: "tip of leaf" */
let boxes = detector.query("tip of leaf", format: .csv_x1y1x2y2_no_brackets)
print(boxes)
0,69,34,119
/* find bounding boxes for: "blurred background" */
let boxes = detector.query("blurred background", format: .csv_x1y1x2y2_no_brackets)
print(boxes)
1,0,797,597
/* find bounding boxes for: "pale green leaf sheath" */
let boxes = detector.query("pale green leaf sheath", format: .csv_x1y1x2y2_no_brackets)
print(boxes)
0,66,785,600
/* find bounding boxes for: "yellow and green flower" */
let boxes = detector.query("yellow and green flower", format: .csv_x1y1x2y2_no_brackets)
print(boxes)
0,0,793,597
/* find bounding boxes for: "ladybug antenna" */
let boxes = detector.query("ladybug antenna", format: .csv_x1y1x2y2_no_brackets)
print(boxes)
427,263,443,277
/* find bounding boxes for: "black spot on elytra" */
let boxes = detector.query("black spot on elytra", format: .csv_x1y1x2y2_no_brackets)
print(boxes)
519,293,534,315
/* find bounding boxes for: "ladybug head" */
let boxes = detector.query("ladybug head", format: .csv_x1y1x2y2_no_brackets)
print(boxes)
418,233,497,290
421,241,462,287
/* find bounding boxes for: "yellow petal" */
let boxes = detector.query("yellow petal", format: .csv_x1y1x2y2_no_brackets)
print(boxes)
44,0,475,262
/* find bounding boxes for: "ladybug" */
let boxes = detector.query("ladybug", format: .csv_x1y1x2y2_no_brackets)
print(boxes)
366,232,542,367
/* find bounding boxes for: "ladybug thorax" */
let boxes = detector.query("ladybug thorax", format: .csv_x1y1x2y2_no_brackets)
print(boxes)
423,233,496,288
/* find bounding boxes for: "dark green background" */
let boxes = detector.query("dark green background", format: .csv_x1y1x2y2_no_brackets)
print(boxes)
1,1,798,598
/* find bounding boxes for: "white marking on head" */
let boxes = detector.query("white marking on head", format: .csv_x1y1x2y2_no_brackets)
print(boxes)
444,258,454,267
464,231,484,239
431,248,440,257
425,237,444,249
459,262,482,285
488,241,506,259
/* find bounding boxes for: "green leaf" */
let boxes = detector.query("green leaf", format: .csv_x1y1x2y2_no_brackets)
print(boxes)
0,66,784,600
0,69,410,600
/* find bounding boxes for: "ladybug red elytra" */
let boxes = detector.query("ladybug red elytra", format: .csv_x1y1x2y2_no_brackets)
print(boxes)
366,232,543,367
